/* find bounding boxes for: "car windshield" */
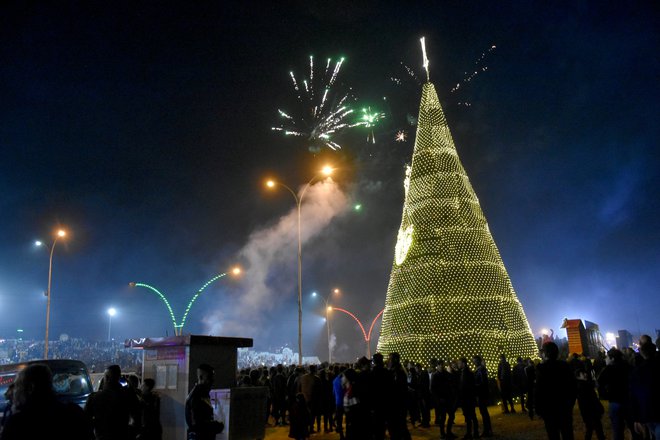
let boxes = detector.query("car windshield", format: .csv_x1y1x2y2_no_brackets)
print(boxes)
51,366,92,396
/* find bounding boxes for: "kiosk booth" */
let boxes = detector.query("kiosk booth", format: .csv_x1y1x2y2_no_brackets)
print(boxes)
126,335,267,440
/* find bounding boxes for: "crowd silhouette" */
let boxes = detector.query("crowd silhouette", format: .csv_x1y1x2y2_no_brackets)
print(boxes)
237,337,659,440
0,336,658,440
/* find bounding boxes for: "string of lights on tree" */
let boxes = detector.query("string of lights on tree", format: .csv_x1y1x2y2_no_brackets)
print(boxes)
377,38,538,372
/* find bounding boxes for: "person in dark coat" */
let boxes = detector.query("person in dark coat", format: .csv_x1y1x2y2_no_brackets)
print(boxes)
431,359,456,439
287,367,304,415
406,363,421,427
85,364,141,440
332,365,346,440
388,352,412,440
369,353,393,440
289,393,311,440
319,368,335,433
592,352,607,378
127,374,142,440
575,367,605,440
1,363,92,440
184,363,224,440
418,362,432,428
458,357,479,439
497,353,515,413
473,355,493,437
271,364,288,426
525,358,537,420
629,342,660,439
597,348,637,440
138,378,162,440
535,342,577,440
297,365,322,434
568,353,584,372
513,356,528,412
429,358,441,426
342,368,369,440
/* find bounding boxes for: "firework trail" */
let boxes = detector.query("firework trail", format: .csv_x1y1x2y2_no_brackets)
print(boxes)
273,56,360,152
386,43,497,137
450,44,497,93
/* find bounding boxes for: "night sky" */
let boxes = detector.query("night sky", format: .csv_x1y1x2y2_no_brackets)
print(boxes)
1,1,658,361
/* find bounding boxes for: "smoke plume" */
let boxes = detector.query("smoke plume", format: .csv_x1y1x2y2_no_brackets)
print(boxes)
203,178,348,339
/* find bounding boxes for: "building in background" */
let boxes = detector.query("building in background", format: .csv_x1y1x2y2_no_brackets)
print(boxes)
616,330,633,349
584,321,604,357
561,318,605,357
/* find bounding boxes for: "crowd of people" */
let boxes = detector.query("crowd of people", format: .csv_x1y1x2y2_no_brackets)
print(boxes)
0,363,161,440
237,336,659,440
0,338,141,373
0,360,230,440
1,338,305,373
0,336,658,440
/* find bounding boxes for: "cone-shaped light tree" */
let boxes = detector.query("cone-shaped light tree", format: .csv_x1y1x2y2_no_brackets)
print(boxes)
376,79,538,370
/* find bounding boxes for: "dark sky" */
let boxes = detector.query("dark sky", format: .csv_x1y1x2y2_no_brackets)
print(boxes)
1,1,658,360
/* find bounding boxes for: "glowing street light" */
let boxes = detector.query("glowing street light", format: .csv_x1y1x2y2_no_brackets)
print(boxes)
129,266,242,336
605,332,617,348
265,165,335,365
312,288,341,363
107,307,117,341
35,228,68,359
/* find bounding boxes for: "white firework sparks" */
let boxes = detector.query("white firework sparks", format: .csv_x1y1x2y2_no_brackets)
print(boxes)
273,55,359,151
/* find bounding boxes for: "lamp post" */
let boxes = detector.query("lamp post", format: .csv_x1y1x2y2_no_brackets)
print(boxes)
35,228,67,359
312,288,340,363
129,266,242,336
107,307,117,341
266,165,334,365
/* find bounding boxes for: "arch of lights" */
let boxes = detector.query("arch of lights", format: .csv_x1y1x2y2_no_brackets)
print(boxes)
132,272,231,336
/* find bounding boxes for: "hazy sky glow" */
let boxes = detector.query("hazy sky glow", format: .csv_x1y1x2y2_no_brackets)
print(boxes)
1,2,658,361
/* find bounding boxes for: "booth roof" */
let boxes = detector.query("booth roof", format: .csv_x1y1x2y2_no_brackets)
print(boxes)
124,335,253,349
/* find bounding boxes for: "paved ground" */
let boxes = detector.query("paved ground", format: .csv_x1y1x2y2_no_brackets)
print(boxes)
264,403,634,440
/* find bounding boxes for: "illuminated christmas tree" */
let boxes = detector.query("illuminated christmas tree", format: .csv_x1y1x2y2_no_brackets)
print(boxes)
376,80,538,369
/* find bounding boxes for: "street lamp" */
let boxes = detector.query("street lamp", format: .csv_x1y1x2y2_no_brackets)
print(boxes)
265,165,334,365
312,288,340,363
107,307,117,341
35,228,67,359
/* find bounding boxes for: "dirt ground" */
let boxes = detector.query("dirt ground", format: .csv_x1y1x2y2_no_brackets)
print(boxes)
264,403,635,440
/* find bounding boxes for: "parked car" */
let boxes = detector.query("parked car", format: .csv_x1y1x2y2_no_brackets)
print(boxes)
0,359,93,422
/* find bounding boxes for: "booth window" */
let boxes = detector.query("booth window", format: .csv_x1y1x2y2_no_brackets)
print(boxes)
155,364,178,390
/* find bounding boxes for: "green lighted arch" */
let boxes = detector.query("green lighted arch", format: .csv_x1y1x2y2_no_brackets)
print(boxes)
133,273,230,336
133,283,179,334
178,273,228,333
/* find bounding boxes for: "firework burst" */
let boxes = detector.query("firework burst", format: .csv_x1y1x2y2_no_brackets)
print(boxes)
358,106,386,144
272,55,359,151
